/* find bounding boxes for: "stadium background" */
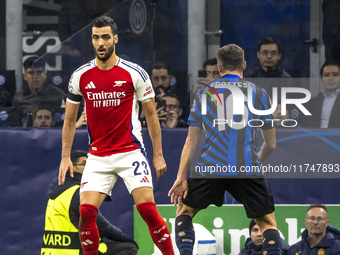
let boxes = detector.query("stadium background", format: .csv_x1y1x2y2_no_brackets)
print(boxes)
1,128,340,254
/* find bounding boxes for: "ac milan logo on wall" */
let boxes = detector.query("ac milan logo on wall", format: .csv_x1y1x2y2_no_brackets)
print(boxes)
129,0,147,34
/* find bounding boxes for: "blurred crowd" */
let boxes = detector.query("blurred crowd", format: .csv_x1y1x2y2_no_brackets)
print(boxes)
1,0,340,130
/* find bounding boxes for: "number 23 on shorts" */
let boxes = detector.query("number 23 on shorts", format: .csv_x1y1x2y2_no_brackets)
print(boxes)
132,161,149,175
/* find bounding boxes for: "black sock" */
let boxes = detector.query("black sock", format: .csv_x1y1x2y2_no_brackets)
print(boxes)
262,229,282,255
175,215,195,255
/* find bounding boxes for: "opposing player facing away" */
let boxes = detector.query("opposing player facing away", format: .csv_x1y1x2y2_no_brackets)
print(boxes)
169,44,282,255
58,16,174,255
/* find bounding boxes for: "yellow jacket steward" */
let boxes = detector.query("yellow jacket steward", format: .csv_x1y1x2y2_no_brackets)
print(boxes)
41,185,81,254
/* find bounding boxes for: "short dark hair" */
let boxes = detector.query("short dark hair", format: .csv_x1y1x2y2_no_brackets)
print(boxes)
216,44,244,72
33,107,54,120
203,58,217,69
151,61,172,75
92,16,118,35
23,56,45,71
320,60,340,76
70,150,88,165
307,204,328,213
257,37,282,53
249,219,257,235
163,91,182,108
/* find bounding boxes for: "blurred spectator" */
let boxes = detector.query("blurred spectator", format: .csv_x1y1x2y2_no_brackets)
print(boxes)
288,204,340,255
246,38,298,125
182,77,215,123
148,61,185,124
239,219,290,255
239,219,264,255
301,61,340,128
247,37,291,79
203,58,220,79
33,107,55,128
150,61,172,101
150,61,182,103
182,58,221,123
323,0,340,63
158,92,187,128
76,111,87,128
12,57,66,127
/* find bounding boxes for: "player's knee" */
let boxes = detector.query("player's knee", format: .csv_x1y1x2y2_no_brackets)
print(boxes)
176,204,198,218
132,187,154,205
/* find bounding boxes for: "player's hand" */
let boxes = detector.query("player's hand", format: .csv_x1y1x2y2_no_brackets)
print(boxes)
168,178,188,206
58,157,73,185
153,155,167,180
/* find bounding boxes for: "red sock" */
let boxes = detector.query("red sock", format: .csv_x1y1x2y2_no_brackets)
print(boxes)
79,204,99,255
137,202,174,255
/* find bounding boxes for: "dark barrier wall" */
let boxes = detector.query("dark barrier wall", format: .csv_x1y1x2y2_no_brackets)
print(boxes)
1,128,340,254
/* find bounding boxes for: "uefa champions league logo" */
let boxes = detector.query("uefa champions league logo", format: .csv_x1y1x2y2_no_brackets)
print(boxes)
200,81,311,130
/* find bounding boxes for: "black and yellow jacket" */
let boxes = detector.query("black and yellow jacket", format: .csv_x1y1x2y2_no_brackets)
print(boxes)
41,172,136,255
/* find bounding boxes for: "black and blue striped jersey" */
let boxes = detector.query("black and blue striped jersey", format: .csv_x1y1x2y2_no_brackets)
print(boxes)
189,74,274,176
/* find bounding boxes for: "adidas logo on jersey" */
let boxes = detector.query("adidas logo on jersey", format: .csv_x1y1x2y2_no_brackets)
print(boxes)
113,81,127,87
140,176,149,183
85,81,96,89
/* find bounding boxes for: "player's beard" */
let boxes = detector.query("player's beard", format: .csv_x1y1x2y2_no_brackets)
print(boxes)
96,45,114,62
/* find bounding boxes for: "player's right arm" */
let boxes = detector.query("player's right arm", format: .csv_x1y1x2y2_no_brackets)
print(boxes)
258,127,276,162
58,101,80,185
168,125,201,205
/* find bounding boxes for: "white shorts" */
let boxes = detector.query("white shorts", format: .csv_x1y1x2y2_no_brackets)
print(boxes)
80,150,153,195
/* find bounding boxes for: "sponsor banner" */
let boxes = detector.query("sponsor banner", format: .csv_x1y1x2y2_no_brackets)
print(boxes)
134,205,340,255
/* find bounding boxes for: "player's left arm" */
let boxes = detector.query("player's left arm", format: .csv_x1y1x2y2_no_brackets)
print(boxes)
142,98,166,180
59,101,80,185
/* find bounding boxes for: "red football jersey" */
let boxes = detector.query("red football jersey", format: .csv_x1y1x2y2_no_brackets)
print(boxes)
67,58,154,156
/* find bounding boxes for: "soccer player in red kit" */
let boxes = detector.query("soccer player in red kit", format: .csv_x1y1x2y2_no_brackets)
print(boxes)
58,16,174,255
